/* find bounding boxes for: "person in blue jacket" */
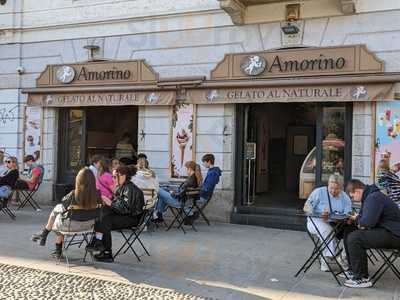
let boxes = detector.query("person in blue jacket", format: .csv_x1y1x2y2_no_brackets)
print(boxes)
343,179,400,288
184,153,221,224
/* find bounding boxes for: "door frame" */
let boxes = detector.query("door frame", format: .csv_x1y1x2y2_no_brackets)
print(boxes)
234,102,353,209
315,103,353,187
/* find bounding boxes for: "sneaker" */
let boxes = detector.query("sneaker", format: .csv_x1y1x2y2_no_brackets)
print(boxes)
94,251,114,263
86,239,105,253
339,270,355,279
344,278,372,288
336,256,349,271
320,259,330,272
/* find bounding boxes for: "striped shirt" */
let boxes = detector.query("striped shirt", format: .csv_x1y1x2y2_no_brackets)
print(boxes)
377,170,400,205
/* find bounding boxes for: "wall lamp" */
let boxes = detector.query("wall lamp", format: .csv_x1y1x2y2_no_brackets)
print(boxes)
83,44,100,61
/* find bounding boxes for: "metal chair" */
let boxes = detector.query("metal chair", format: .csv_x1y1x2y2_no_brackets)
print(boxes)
165,189,200,233
371,248,400,285
17,181,42,211
113,209,151,261
57,207,102,268
0,189,16,220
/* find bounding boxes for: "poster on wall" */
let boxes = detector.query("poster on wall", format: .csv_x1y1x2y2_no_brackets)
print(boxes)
375,101,400,175
24,106,42,162
171,103,195,178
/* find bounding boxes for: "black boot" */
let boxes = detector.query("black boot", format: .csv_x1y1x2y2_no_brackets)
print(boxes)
86,238,105,253
94,250,114,263
31,228,50,246
50,243,63,259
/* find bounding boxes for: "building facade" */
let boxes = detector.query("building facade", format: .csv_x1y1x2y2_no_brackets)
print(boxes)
1,0,400,226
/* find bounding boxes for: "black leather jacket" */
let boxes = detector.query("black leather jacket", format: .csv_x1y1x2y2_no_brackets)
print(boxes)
111,181,144,217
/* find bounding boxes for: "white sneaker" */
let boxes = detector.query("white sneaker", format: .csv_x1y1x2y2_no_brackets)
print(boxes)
320,258,330,272
336,256,349,271
344,278,372,288
338,270,354,279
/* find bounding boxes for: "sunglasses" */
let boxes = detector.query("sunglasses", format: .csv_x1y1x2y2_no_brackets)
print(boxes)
5,160,13,164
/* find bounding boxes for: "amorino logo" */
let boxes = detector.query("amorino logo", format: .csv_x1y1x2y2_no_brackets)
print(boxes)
240,54,346,76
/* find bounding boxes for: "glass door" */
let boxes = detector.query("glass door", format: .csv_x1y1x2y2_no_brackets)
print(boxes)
58,109,87,183
316,104,352,187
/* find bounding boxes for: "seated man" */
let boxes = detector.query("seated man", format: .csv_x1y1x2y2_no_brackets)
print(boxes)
343,179,400,288
15,155,43,191
184,153,221,224
303,174,352,272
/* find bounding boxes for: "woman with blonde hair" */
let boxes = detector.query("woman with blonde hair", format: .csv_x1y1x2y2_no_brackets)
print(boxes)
31,168,101,258
153,161,202,222
0,156,19,199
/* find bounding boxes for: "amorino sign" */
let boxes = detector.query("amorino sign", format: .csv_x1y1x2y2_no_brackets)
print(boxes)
211,45,384,80
36,60,158,87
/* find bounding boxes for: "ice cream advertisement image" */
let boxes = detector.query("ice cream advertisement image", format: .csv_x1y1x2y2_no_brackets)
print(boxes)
376,101,400,174
171,103,195,178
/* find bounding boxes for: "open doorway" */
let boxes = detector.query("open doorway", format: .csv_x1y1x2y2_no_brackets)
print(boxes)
238,102,352,212
246,103,317,209
58,106,139,183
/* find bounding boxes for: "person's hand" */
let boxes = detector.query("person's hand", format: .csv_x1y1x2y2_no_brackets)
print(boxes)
350,213,358,221
102,196,112,206
321,209,329,221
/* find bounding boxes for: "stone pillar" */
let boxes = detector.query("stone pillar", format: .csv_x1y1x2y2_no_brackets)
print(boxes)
352,102,374,184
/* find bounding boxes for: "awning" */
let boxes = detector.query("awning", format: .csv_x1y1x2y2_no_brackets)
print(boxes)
26,90,176,107
186,74,400,104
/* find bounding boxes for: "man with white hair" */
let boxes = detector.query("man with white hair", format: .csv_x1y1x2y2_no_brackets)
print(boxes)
304,174,352,271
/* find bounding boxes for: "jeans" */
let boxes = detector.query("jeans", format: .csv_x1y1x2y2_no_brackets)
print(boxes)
347,227,400,279
155,188,181,214
95,207,141,252
0,186,12,198
307,217,337,257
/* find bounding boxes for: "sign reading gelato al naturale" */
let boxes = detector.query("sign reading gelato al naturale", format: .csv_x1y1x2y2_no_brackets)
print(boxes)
187,84,393,104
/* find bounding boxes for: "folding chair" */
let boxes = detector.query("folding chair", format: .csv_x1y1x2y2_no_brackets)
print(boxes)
17,181,42,211
113,209,151,261
0,189,16,220
192,193,213,226
295,216,348,285
371,248,400,285
165,189,199,233
57,207,101,268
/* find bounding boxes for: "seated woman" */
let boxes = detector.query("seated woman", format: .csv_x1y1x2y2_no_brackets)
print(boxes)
31,168,101,258
131,166,159,207
0,156,19,199
89,166,145,262
152,161,202,222
95,158,114,203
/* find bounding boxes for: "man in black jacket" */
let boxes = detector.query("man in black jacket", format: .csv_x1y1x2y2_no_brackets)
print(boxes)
343,179,400,288
91,166,144,262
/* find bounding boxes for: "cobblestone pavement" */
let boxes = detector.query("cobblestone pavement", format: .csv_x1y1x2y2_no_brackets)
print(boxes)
0,263,213,300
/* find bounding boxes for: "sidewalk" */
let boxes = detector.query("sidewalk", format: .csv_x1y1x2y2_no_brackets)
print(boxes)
0,207,399,300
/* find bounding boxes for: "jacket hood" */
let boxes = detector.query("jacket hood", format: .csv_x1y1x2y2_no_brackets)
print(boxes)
209,167,222,176
361,184,380,203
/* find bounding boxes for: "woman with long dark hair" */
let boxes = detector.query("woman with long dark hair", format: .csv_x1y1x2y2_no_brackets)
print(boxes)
31,168,101,258
95,158,114,204
88,165,145,262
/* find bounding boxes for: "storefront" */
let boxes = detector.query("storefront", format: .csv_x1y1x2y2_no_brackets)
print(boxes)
23,60,176,199
187,45,400,229
21,45,400,228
